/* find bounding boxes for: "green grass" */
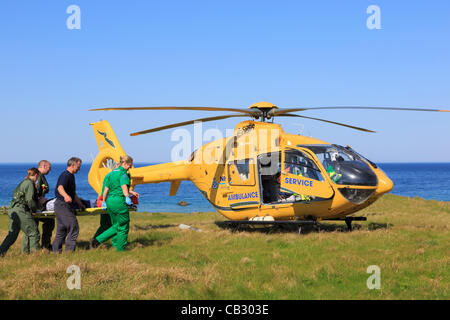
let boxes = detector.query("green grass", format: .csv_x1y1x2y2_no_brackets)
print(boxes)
0,194,448,299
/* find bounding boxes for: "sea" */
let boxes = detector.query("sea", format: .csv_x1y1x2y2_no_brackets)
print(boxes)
0,163,449,213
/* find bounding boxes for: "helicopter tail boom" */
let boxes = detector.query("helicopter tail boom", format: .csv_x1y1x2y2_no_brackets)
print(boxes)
129,161,192,188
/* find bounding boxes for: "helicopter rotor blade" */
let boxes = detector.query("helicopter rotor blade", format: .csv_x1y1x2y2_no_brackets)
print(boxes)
90,106,256,116
278,113,376,133
273,106,450,116
130,114,248,136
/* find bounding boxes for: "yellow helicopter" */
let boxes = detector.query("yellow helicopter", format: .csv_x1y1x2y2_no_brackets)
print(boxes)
88,102,449,232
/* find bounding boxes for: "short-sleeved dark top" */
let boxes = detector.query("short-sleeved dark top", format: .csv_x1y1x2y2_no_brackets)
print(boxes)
55,170,76,201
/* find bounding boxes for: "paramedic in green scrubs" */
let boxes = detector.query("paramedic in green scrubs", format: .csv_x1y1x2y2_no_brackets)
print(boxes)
90,156,139,252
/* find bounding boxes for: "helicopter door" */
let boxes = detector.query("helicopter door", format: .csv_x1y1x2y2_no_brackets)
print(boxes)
280,147,334,199
227,158,259,209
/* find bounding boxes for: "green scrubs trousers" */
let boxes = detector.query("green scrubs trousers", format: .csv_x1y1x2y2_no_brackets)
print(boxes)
93,213,112,239
95,196,130,252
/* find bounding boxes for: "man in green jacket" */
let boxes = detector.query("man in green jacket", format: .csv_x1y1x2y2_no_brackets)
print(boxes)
0,168,41,256
34,160,54,250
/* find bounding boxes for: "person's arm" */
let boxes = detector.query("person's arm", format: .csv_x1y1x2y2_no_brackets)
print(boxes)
36,175,43,198
121,184,134,206
24,181,38,213
129,188,140,198
120,172,131,198
102,187,110,203
119,172,133,205
74,193,86,210
121,184,130,198
57,185,72,203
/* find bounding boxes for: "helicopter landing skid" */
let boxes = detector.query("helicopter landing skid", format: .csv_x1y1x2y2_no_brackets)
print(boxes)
221,220,317,235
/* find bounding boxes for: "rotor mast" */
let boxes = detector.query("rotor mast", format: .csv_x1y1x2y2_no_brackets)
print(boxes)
248,101,278,122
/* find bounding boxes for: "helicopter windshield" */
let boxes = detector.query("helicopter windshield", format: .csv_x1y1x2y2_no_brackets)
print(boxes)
343,146,378,169
299,144,378,186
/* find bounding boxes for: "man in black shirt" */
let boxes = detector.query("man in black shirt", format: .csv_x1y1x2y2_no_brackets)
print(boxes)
52,157,85,253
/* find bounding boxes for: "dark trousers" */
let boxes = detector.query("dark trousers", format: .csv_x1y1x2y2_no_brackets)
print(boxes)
52,200,79,253
93,213,112,239
0,211,21,255
35,218,55,250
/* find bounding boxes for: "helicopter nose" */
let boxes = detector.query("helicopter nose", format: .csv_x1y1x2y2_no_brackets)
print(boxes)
376,170,394,194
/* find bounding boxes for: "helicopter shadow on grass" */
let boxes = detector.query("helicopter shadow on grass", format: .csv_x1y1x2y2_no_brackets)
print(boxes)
79,237,175,250
77,240,115,250
214,221,312,235
314,222,391,233
132,223,178,231
129,224,177,248
77,241,92,250
215,221,391,235
127,237,174,248
77,224,177,250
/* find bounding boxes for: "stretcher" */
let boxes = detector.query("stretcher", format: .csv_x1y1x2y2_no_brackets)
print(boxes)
34,207,106,218
33,205,138,219
28,195,139,218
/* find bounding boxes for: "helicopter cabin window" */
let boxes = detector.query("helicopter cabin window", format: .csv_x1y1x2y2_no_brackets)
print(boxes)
228,159,255,186
268,149,325,204
284,149,324,182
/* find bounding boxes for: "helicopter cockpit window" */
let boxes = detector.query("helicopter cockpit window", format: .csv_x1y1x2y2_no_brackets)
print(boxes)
228,159,255,186
343,145,378,169
284,149,324,182
300,144,378,186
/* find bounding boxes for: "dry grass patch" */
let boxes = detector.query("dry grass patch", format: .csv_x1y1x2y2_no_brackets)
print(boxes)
0,194,448,299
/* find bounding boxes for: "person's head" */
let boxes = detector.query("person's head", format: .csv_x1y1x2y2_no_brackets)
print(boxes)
67,157,82,174
26,168,40,182
330,151,338,162
120,155,134,170
38,160,51,175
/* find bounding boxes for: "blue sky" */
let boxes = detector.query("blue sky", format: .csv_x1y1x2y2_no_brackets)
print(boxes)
0,0,449,163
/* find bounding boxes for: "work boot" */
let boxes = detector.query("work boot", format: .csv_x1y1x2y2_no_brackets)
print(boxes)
89,238,100,249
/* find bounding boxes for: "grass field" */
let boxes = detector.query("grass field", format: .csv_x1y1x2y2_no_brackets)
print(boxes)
0,194,448,300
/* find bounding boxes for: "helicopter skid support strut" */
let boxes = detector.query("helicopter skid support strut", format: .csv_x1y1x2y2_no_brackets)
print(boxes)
322,217,367,231
222,220,318,235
